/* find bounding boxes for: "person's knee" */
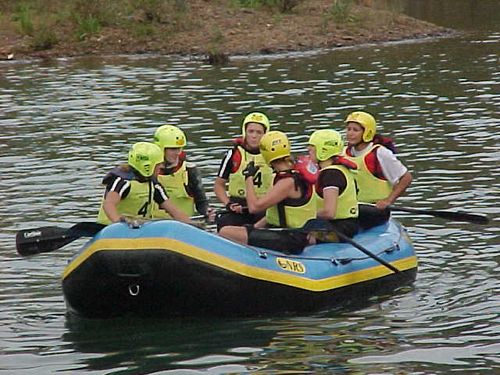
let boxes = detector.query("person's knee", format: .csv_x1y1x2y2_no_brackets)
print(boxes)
218,226,232,239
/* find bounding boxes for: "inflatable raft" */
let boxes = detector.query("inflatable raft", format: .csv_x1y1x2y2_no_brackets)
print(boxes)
62,219,417,318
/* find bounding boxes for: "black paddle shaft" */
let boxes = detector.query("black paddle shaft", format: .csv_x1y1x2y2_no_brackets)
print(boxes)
302,219,400,274
265,219,402,274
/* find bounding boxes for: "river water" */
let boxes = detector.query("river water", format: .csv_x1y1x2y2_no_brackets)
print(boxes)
1,1,498,374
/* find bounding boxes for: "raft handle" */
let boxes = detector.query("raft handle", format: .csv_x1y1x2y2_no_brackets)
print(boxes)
258,251,268,259
128,284,140,296
385,242,400,253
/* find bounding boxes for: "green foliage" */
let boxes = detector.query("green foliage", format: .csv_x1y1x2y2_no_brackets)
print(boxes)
329,0,355,23
133,0,187,24
71,0,120,27
75,15,101,41
133,23,156,38
31,23,58,50
206,27,229,66
209,26,225,53
16,4,34,36
236,0,303,13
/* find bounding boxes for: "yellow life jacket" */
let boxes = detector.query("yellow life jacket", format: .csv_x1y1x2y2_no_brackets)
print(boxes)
228,144,273,199
97,169,155,225
265,171,317,228
315,164,358,219
153,159,195,219
344,144,392,203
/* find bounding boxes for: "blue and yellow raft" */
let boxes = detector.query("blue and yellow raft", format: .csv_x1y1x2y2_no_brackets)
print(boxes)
62,219,417,318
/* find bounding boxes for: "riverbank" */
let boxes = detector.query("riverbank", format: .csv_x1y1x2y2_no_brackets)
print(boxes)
0,0,451,61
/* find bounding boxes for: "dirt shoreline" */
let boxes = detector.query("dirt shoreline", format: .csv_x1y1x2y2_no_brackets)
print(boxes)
1,1,452,61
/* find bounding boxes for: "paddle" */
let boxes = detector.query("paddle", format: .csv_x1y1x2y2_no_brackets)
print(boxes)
388,205,489,224
269,219,400,274
15,212,214,257
16,222,106,257
303,219,400,274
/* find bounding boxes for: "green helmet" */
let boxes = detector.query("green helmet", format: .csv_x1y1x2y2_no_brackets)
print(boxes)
308,129,344,161
128,142,164,178
153,124,187,149
345,111,377,142
242,112,270,136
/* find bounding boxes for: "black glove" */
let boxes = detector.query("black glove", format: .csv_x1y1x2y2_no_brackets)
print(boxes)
242,161,260,180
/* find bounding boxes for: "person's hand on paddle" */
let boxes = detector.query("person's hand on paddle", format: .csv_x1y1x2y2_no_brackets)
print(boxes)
119,216,142,227
204,207,216,223
242,161,260,180
375,198,392,210
226,201,246,214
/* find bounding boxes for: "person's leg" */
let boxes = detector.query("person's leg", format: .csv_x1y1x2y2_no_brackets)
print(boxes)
218,225,249,244
248,229,308,254
358,204,390,229
216,211,251,231
314,218,359,243
331,218,359,238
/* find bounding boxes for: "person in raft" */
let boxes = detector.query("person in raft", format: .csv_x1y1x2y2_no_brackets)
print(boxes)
214,111,274,231
343,111,412,228
152,124,215,222
344,111,412,209
96,142,195,225
307,129,359,242
219,131,316,254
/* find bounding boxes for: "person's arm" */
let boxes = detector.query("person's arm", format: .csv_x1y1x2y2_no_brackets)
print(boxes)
376,147,412,209
214,177,230,206
376,171,412,209
160,200,193,224
245,177,295,214
102,176,132,223
317,187,339,220
103,191,124,223
187,165,209,215
153,181,194,224
315,169,346,220
214,150,233,206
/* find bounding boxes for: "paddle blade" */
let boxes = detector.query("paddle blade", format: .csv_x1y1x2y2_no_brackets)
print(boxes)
389,206,489,225
16,226,76,256
15,222,105,256
426,210,489,224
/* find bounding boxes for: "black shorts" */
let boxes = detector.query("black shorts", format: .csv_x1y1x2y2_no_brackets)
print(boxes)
216,211,265,231
246,226,308,254
358,204,390,230
314,218,360,243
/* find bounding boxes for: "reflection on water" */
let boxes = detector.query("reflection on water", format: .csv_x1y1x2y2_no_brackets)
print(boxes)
1,2,499,374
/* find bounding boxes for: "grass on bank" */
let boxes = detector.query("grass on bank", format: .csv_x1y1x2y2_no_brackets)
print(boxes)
0,0,401,55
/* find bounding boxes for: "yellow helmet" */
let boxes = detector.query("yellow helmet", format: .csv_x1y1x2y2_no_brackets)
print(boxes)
128,142,164,178
345,111,377,142
308,129,344,161
153,124,187,149
259,131,290,165
242,112,270,136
